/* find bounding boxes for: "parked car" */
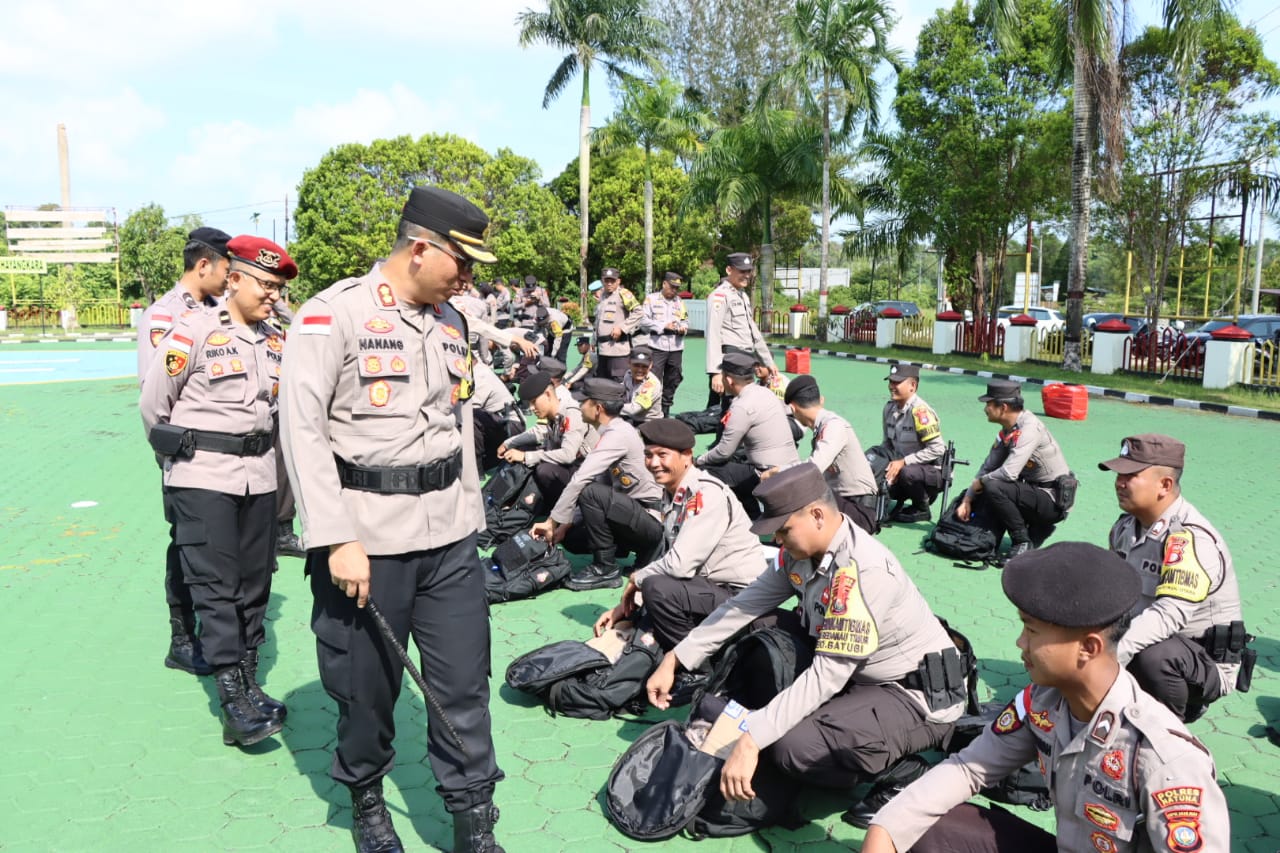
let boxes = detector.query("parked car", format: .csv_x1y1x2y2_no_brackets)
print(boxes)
1084,312,1185,332
872,299,922,317
1175,314,1280,367
996,305,1066,334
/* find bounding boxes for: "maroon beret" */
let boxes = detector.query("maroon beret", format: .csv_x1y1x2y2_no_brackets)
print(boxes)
227,235,298,280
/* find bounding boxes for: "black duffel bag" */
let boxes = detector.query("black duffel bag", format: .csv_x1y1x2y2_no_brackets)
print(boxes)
505,627,663,720
484,532,572,604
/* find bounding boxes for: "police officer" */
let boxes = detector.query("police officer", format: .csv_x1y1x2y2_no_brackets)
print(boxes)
778,375,879,533
873,364,945,523
471,359,523,473
519,274,550,316
865,542,1230,853
648,463,964,810
280,187,505,853
544,303,571,361
754,357,789,400
593,267,643,381
594,419,768,653
564,335,595,389
265,292,306,559
140,235,296,748
621,348,663,425
695,353,799,517
641,272,689,415
705,253,776,409
531,377,664,591
956,380,1071,559
137,226,233,677
499,370,591,511
1099,434,1249,722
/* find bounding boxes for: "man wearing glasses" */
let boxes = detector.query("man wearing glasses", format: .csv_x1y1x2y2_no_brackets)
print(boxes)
593,267,643,381
281,186,505,853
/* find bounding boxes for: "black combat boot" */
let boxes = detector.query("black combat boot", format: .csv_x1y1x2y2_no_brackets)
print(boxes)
565,548,622,591
165,615,213,676
452,802,504,853
276,520,306,558
350,782,404,853
214,666,282,747
841,754,932,828
240,648,287,722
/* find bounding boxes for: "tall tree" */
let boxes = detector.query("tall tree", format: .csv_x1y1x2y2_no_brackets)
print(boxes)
517,0,663,307
984,0,1229,370
119,204,196,302
593,76,712,291
768,0,899,322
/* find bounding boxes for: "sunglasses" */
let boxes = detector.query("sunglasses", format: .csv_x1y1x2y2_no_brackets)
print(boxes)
423,239,476,272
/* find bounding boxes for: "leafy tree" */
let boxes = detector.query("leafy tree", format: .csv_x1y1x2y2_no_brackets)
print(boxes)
594,76,712,291
984,0,1230,370
518,0,664,306
768,0,899,320
120,204,192,303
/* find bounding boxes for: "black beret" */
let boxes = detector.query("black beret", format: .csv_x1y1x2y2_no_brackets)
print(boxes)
726,252,753,271
1001,542,1141,628
571,377,627,403
186,227,232,258
979,380,1022,403
400,187,496,264
718,352,756,378
887,364,919,381
518,371,554,402
576,336,592,346
539,356,566,378
783,373,819,405
750,463,829,535
639,418,696,451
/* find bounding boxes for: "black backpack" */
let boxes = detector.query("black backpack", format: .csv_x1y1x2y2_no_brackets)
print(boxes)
947,702,1051,811
604,626,812,840
674,406,725,435
478,463,543,550
925,496,1001,565
505,629,664,720
484,532,572,604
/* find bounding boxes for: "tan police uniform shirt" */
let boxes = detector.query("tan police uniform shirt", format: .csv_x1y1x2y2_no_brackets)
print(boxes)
622,372,663,423
695,383,799,472
878,392,944,465
565,349,595,386
705,279,773,373
976,409,1069,488
873,669,1230,853
674,519,963,748
279,265,482,555
594,287,643,358
137,283,221,385
139,310,280,496
631,467,767,590
808,409,876,498
470,360,517,417
1109,496,1243,689
547,416,662,525
641,291,688,352
504,401,591,468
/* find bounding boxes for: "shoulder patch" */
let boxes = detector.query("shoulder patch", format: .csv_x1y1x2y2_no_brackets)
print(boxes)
1152,786,1203,810
299,315,333,335
912,405,941,442
813,561,879,658
992,685,1033,735
1155,531,1211,603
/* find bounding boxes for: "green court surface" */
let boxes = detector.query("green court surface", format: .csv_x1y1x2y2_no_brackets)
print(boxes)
1,338,1276,852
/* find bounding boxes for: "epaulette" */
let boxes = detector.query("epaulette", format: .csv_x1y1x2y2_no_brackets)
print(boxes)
218,309,232,326
1125,703,1212,766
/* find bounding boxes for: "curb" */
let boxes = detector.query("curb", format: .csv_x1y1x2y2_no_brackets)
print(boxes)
771,345,1280,423
1,332,136,344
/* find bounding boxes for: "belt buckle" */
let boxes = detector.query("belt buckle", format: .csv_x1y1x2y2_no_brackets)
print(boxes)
245,434,266,455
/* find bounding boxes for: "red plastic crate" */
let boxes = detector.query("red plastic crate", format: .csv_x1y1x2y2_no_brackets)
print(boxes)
1041,382,1088,420
785,347,810,374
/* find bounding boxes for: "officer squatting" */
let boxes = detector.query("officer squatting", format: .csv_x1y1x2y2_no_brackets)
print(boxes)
134,181,1252,852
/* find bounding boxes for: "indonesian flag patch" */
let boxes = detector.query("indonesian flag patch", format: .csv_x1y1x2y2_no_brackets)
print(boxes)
300,315,333,335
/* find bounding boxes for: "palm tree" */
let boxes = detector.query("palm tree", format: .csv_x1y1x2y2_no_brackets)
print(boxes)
517,0,663,307
593,77,713,292
983,0,1226,370
767,0,899,322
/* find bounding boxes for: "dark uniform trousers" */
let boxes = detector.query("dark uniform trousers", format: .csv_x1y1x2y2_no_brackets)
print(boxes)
562,483,664,560
639,574,736,652
1128,635,1223,722
275,446,297,525
307,535,503,812
532,460,575,513
166,487,275,668
911,802,1058,853
160,486,197,624
835,493,879,536
473,408,514,473
979,479,1059,544
595,354,631,383
888,463,944,508
649,349,684,416
701,461,762,520
761,613,953,788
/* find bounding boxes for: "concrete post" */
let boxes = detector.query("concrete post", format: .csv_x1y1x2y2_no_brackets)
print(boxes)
875,317,900,349
1090,321,1131,376
1004,318,1036,363
933,311,962,355
1203,338,1254,389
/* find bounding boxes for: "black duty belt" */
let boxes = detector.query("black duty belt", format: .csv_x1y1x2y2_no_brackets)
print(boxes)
189,429,275,457
335,451,462,495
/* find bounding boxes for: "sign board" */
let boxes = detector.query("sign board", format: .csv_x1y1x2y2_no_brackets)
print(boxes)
0,257,49,274
5,206,117,264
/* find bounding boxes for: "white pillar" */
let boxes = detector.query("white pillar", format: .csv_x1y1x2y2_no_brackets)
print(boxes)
788,311,805,338
1004,323,1035,362
1090,329,1129,375
129,306,144,328
0,308,7,331
875,317,900,349
1203,338,1254,389
933,320,960,355
827,315,846,343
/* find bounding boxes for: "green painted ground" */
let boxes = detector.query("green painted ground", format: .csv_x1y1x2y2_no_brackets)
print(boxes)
0,338,1276,852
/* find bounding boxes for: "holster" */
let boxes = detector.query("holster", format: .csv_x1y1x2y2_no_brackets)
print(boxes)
907,647,967,713
1053,472,1079,518
1201,622,1255,691
148,423,195,459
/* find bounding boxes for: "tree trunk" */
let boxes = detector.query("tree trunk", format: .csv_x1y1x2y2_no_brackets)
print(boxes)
819,72,831,323
644,171,654,293
760,192,775,331
1063,44,1092,372
974,249,987,326
578,68,592,312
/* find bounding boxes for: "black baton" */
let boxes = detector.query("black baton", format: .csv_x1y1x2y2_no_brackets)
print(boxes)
364,598,468,758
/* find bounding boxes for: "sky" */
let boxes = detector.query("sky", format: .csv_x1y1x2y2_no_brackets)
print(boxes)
1,0,1278,243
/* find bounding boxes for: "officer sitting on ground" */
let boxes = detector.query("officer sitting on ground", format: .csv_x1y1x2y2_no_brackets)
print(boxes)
871,364,946,523
647,463,965,819
595,419,769,656
530,377,664,591
754,357,789,400
865,542,1229,853
564,335,595,390
621,347,663,425
771,374,880,534
471,359,523,473
1099,433,1251,722
694,352,800,517
955,380,1072,559
499,371,591,512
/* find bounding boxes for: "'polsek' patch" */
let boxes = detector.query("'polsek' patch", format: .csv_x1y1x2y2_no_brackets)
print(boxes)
912,405,941,442
813,562,879,659
1155,531,1211,602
